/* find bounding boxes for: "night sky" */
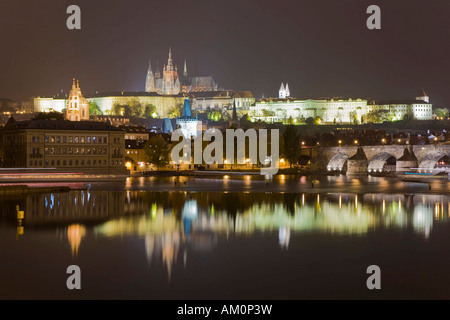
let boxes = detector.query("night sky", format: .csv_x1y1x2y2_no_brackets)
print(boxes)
0,0,449,107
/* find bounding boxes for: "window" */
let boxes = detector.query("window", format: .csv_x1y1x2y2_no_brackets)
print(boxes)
63,160,66,166
93,137,97,143
75,148,79,154
51,160,55,166
57,148,61,154
63,136,67,143
62,148,67,155
81,147,85,155
45,136,49,143
57,160,60,166
93,148,97,155
50,136,55,143
75,160,79,166
87,137,91,143
81,160,84,166
69,136,73,143
87,147,90,155
69,160,72,166
74,136,79,143
56,136,60,143
81,137,85,143
93,160,97,166
69,147,73,154
50,148,55,155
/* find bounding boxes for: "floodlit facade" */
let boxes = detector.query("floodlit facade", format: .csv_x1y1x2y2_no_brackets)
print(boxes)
250,87,432,123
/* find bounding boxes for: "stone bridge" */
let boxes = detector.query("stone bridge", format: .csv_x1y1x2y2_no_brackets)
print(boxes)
303,144,450,174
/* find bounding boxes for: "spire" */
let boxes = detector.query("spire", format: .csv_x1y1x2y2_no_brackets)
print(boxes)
285,83,290,98
72,78,76,89
148,58,153,72
183,59,188,77
232,101,237,121
181,99,192,118
155,60,161,77
77,79,80,89
279,82,285,99
167,47,174,71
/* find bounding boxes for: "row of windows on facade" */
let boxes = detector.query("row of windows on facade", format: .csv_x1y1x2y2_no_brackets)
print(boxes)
28,159,123,167
32,147,122,155
39,147,108,155
31,136,122,144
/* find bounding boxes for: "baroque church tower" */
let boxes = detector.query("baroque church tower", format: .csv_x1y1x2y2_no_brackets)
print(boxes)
65,78,89,121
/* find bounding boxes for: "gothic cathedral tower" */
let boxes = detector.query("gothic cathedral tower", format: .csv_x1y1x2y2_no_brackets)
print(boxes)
145,59,155,92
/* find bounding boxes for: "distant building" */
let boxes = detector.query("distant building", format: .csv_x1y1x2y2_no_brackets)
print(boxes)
65,78,89,121
250,86,433,123
176,99,201,138
279,83,290,99
0,118,126,173
145,48,218,95
191,90,255,112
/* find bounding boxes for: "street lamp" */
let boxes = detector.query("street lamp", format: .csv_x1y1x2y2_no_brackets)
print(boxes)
354,140,358,145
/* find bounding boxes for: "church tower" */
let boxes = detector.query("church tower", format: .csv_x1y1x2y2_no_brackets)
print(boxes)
65,78,89,121
145,59,155,92
279,83,286,99
285,83,290,98
162,47,181,95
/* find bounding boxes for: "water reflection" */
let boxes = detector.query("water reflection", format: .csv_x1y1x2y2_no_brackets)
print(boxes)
1,190,449,281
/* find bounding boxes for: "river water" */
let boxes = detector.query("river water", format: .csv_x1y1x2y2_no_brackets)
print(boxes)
1,175,450,299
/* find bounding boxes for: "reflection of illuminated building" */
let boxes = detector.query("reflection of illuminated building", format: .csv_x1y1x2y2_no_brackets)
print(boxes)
145,231,181,282
67,224,86,258
24,190,125,226
278,226,290,249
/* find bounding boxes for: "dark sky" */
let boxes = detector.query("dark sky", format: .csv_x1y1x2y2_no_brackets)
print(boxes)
0,0,449,107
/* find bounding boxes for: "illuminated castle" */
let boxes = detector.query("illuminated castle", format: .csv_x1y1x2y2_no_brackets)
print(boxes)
145,48,218,95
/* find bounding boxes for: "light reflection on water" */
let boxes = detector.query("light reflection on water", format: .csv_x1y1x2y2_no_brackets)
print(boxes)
2,185,450,299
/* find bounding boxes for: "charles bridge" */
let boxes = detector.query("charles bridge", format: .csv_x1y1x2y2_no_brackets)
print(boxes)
300,144,450,174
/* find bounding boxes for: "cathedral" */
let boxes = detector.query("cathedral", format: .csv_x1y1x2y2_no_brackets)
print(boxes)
145,48,218,95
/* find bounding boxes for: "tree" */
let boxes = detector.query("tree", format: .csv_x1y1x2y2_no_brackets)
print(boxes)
314,116,322,124
305,117,314,125
130,99,144,117
88,101,101,116
207,109,222,121
144,104,157,118
282,125,300,168
435,108,449,119
287,116,294,125
144,135,171,170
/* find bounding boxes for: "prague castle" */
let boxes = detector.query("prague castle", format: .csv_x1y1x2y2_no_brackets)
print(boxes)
145,48,218,95
250,85,432,123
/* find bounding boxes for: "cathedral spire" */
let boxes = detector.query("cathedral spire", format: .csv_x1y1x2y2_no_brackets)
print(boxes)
167,47,174,71
148,58,153,72
183,59,188,77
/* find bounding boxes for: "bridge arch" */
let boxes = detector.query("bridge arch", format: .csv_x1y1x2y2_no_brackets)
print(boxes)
368,152,397,173
419,152,448,171
327,153,348,172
